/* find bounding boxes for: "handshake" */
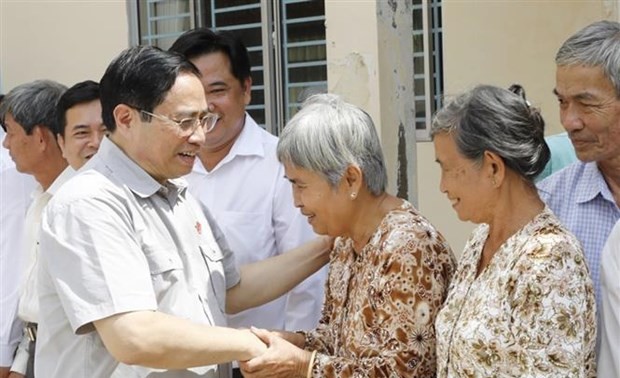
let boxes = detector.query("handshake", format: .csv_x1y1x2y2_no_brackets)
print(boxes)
237,327,315,378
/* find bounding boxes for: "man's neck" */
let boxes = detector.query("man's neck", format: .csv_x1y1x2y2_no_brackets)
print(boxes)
200,122,245,172
35,156,68,191
598,159,620,207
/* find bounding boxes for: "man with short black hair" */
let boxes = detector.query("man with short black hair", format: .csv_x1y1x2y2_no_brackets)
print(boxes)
55,80,107,170
170,33,325,378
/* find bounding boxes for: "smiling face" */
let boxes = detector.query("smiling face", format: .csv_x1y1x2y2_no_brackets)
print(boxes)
284,161,353,237
433,132,493,224
126,73,209,183
58,99,107,169
190,51,251,154
555,65,620,164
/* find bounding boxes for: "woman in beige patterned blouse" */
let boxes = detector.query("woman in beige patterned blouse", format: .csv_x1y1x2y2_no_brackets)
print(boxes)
432,85,596,377
239,94,456,377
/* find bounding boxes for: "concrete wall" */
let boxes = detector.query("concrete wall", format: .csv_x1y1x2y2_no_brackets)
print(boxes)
417,0,613,254
0,0,128,92
0,0,615,255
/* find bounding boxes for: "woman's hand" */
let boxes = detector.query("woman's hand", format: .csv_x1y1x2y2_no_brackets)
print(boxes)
239,327,312,378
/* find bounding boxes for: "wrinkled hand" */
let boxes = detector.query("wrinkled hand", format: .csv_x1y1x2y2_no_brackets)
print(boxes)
239,327,312,378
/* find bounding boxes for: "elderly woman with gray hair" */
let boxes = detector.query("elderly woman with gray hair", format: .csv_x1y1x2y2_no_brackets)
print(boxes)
432,84,596,377
240,94,456,377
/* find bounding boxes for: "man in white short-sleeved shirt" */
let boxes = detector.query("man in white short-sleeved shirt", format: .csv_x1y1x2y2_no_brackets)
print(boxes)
36,46,330,378
599,219,620,377
169,31,326,359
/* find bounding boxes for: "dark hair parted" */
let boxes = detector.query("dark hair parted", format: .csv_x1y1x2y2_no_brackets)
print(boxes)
55,80,101,136
431,84,550,182
0,80,67,135
99,45,200,132
169,28,251,85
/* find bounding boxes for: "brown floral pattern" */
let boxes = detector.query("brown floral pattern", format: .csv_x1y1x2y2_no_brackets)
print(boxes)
303,200,456,377
435,207,597,377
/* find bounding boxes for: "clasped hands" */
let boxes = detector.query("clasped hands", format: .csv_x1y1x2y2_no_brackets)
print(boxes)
238,327,313,378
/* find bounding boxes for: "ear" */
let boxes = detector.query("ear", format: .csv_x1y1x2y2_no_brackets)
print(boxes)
483,150,505,187
343,164,363,193
31,125,49,152
242,76,252,106
113,104,136,135
57,133,67,159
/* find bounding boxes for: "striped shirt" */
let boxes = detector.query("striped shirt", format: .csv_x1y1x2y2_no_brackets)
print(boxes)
538,161,620,308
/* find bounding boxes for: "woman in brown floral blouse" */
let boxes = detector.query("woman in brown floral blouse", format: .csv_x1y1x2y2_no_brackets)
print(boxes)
432,85,597,377
239,94,456,377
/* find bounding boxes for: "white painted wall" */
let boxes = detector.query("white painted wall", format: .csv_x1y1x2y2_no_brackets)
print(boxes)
0,0,128,92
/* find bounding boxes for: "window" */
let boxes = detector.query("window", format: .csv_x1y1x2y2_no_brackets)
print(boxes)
131,0,327,136
130,0,441,138
413,0,443,141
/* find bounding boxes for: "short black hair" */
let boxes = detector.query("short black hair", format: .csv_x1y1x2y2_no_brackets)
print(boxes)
99,45,200,132
55,80,100,136
169,28,251,85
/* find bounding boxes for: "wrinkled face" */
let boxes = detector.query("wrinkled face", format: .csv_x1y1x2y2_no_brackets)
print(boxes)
190,52,251,153
284,162,352,237
58,100,107,169
129,73,209,183
2,113,40,174
555,65,620,163
433,132,489,223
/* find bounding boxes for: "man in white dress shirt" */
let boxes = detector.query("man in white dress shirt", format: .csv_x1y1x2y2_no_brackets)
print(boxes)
170,30,326,377
0,125,36,378
599,219,620,377
54,80,107,170
0,80,68,378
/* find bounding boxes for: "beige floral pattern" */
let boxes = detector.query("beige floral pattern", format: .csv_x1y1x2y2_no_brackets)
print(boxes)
303,200,456,377
435,207,597,377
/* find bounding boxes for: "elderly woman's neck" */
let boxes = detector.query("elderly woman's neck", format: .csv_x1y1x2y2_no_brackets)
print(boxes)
485,178,544,249
349,192,398,253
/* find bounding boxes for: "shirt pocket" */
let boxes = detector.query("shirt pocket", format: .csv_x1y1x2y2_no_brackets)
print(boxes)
143,246,184,297
200,243,227,313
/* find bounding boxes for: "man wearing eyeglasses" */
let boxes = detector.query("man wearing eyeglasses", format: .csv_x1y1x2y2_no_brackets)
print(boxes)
35,46,329,378
170,30,325,378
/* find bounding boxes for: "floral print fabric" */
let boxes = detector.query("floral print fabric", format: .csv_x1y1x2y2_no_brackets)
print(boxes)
304,200,456,377
435,207,597,377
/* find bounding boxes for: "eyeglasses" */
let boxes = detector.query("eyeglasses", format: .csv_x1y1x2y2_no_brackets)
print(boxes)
140,110,219,135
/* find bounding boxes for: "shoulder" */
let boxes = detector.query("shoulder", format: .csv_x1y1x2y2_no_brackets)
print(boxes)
537,161,586,194
48,169,126,214
381,201,454,258
516,211,586,274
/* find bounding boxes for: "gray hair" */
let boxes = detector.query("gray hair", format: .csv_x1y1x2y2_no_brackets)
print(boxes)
431,84,550,182
0,80,67,134
556,20,620,97
277,93,387,195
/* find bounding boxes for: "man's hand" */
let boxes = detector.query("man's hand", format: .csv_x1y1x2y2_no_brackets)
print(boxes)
7,371,25,378
239,327,312,378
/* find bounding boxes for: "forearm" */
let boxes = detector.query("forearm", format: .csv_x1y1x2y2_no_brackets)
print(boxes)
284,267,326,331
227,236,331,314
94,311,266,369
